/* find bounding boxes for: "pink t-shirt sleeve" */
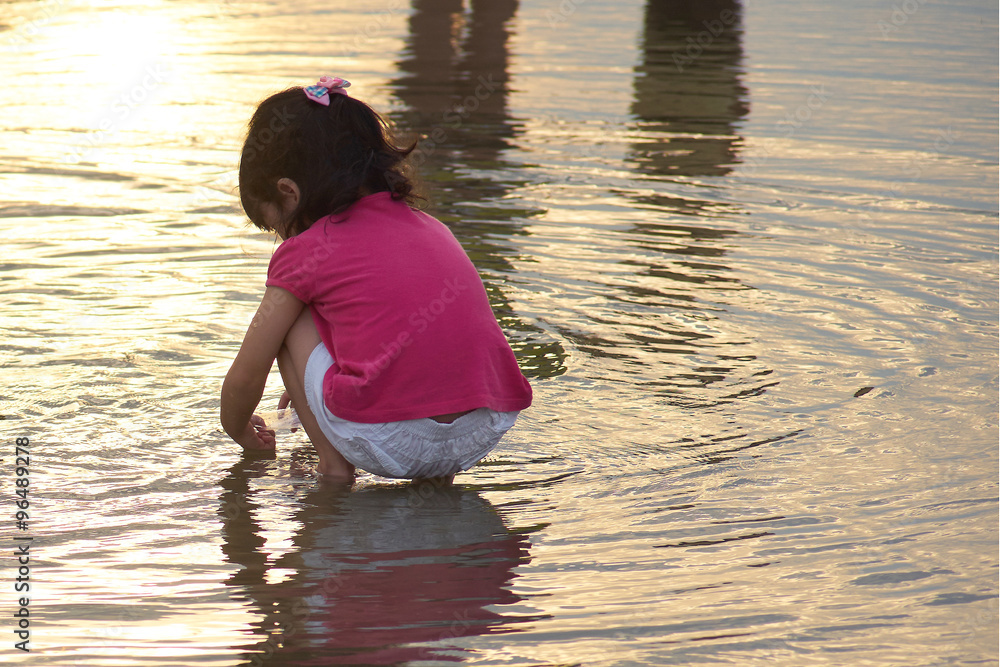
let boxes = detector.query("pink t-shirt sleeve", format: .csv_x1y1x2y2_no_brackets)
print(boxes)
266,236,315,304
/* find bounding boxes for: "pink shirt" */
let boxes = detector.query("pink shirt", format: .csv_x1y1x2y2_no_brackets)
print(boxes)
266,192,532,423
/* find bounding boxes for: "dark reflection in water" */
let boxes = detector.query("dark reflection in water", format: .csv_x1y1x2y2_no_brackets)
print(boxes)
392,0,519,200
391,0,567,380
630,0,748,179
517,0,760,405
628,0,747,220
219,456,539,665
554,0,769,407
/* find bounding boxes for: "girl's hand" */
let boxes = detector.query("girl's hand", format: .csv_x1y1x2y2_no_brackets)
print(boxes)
237,415,276,450
278,390,292,411
277,390,298,432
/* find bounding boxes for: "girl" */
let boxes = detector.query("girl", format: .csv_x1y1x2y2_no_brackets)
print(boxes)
220,76,532,483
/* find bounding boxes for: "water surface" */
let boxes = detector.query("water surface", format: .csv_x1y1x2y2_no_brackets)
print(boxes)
1,0,997,665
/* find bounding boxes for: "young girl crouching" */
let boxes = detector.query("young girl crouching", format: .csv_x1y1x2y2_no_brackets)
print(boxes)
220,76,532,483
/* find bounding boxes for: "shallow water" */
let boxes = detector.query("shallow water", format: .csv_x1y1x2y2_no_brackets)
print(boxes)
2,0,997,665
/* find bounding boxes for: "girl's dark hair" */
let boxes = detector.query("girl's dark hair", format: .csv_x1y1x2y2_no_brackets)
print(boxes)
238,86,418,237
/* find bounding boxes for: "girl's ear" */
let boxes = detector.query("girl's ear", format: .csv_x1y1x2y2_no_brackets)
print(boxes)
276,178,300,210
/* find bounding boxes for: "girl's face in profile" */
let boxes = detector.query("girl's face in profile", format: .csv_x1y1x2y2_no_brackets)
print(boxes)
258,200,288,239
256,179,301,239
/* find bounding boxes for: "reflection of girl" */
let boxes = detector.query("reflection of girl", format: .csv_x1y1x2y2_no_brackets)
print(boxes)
220,77,532,482
219,459,534,665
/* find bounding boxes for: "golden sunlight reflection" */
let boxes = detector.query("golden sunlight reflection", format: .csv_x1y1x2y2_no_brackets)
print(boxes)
22,8,181,125
3,2,212,176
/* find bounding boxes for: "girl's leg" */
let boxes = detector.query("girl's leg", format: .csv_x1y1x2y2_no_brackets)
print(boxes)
276,308,355,481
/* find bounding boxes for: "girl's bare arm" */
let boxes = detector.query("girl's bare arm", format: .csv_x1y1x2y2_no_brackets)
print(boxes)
221,286,304,449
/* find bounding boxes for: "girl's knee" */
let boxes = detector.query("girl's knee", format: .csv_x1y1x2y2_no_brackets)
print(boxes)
279,312,322,374
290,306,318,336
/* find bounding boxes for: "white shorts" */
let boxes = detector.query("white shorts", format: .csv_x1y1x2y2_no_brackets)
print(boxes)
303,343,519,479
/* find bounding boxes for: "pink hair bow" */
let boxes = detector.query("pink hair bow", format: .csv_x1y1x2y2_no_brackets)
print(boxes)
303,76,351,106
